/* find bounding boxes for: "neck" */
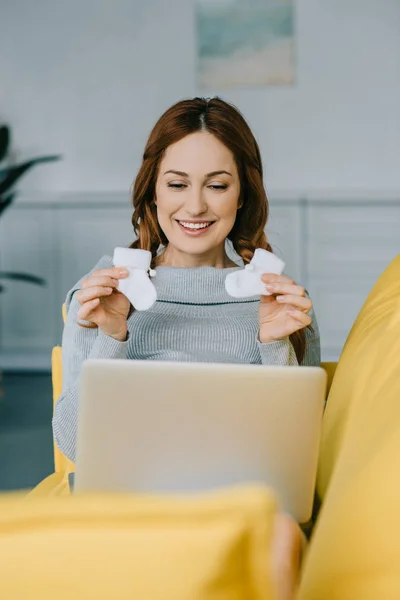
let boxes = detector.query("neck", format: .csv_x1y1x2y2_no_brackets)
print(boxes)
157,243,237,269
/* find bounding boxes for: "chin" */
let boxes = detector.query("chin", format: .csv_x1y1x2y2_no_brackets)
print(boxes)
173,239,218,256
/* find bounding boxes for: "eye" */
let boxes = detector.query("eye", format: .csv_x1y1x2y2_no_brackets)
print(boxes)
168,183,187,190
208,184,227,191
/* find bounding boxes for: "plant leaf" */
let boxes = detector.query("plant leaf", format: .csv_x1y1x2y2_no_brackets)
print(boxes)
0,192,15,217
0,272,46,286
0,155,62,195
0,126,10,162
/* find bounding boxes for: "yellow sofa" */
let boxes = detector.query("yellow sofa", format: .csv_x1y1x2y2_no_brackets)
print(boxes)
298,252,400,600
0,254,399,599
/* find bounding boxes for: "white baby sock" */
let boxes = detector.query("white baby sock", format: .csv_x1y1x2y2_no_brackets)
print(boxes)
225,248,285,298
113,247,157,311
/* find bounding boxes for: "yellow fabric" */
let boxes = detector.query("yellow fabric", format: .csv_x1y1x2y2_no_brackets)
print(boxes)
298,255,400,599
52,305,75,477
0,486,277,600
28,471,70,498
320,362,337,398
316,254,400,499
52,346,75,476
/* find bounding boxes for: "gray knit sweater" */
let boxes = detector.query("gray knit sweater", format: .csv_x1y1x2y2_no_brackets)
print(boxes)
53,255,320,461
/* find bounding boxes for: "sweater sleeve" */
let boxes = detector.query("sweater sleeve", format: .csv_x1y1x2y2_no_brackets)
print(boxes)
52,255,129,462
258,337,299,365
257,305,321,367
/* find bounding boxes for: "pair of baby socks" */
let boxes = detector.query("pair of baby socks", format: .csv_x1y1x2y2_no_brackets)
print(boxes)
113,247,285,312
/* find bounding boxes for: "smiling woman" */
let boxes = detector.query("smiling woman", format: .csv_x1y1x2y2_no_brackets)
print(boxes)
53,97,320,599
54,96,320,462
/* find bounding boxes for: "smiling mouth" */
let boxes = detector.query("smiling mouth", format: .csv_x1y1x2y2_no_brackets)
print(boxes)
176,220,215,232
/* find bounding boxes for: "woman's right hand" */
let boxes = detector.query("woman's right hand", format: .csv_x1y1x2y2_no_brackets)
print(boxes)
75,267,131,341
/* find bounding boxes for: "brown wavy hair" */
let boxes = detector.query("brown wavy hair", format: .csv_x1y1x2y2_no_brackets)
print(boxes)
129,97,308,363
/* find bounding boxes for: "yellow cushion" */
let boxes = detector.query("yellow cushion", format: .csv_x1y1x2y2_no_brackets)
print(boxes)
317,254,400,498
0,486,277,600
298,258,400,599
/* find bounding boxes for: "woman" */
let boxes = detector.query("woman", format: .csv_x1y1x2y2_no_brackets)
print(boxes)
54,97,320,599
54,97,319,458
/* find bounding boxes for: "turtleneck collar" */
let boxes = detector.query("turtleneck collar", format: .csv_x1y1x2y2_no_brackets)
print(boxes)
153,265,258,305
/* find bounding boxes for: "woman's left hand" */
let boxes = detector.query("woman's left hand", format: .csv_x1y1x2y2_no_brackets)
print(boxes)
258,274,313,344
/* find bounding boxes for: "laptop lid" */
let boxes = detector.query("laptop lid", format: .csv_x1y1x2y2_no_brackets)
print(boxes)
74,359,326,523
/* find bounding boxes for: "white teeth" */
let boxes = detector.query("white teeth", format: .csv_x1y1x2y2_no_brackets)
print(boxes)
179,221,211,230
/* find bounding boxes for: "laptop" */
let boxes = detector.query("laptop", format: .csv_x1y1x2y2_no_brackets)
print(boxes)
74,359,327,523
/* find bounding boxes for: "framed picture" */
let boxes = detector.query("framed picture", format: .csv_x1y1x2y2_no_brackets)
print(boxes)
196,0,295,88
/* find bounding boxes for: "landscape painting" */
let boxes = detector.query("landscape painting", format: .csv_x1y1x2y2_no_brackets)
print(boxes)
196,0,295,88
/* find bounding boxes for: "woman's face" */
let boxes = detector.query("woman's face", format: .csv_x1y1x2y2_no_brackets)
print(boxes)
155,132,241,266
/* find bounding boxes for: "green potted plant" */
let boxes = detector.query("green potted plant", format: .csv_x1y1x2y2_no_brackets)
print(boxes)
0,124,61,292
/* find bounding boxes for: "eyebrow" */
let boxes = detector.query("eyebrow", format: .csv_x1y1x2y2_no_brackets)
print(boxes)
163,169,233,178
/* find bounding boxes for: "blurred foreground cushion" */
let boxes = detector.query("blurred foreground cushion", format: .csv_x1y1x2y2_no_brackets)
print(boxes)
0,485,277,600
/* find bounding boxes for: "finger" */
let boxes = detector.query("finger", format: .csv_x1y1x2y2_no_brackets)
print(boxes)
287,310,312,327
91,267,130,279
276,294,312,312
77,298,100,321
261,273,294,286
265,282,305,297
76,286,113,305
81,275,119,290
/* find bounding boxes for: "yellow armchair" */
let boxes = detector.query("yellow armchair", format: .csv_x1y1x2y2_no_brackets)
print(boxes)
29,305,73,497
52,303,75,474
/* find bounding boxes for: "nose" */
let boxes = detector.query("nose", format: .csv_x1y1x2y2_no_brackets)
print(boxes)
185,186,208,216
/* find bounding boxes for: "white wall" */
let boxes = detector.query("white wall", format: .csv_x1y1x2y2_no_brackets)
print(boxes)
1,0,399,195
